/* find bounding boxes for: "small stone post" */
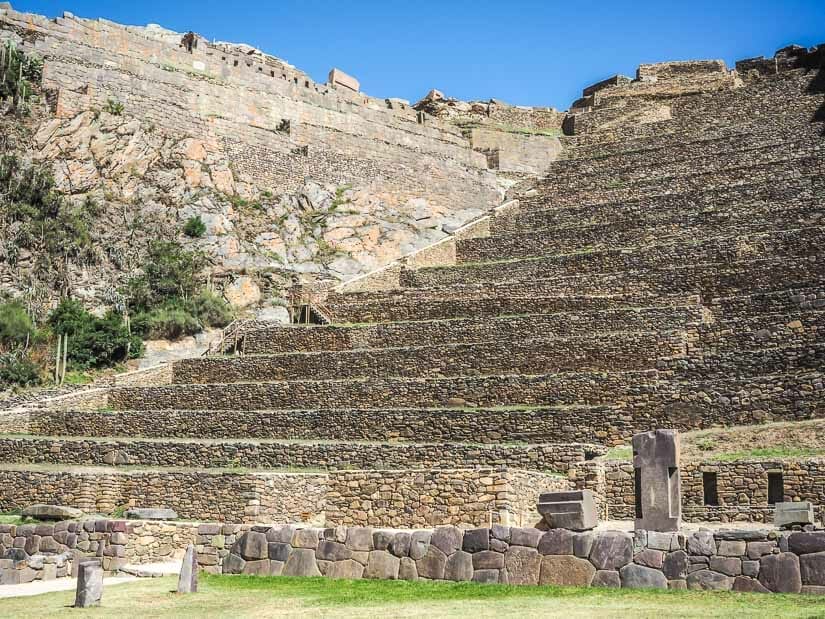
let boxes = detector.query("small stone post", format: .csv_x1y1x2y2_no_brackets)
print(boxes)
177,543,198,593
74,561,103,608
632,429,681,532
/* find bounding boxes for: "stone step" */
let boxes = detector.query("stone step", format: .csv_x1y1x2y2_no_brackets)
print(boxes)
520,151,822,211
19,405,626,444
0,435,603,473
106,368,825,413
467,196,822,263
242,306,704,354
695,311,825,352
402,227,824,289
176,331,685,384
662,342,825,379
497,174,820,235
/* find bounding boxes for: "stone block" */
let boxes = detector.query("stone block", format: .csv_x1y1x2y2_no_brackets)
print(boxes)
472,569,500,584
345,527,374,552
538,529,573,555
509,527,543,548
717,540,746,557
504,546,541,585
742,560,760,577
399,557,417,581
431,526,463,555
317,541,351,562
537,490,597,531
789,532,825,555
634,549,664,569
365,550,400,580
283,548,321,577
462,528,489,553
632,429,681,532
759,553,802,593
177,544,198,594
222,553,245,574
473,550,504,570
709,556,742,576
328,559,364,579
242,559,270,575
620,564,667,589
124,508,178,520
239,532,268,560
409,531,430,560
687,530,715,556
291,528,320,549
540,555,596,587
800,551,825,585
592,570,621,588
268,542,292,562
74,563,103,608
372,531,393,551
389,532,411,558
573,532,595,558
747,541,777,559
686,569,734,591
22,505,83,521
328,68,360,92
416,546,447,580
662,550,688,579
775,502,816,528
491,524,511,543
733,576,770,593
445,551,473,582
589,531,633,570
646,531,676,551
198,524,222,536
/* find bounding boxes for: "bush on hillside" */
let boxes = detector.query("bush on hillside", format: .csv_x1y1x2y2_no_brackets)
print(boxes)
0,351,41,389
183,215,206,238
0,301,35,350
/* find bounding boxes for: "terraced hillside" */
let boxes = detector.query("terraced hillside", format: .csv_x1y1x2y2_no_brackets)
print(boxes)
1,47,823,525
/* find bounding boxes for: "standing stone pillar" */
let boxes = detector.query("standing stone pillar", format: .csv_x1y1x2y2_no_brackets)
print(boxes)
632,429,681,532
74,561,103,608
177,543,199,593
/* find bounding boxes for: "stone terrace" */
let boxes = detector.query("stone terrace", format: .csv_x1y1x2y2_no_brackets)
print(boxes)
2,47,824,525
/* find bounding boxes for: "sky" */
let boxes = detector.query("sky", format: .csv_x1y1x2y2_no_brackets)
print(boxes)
12,0,825,109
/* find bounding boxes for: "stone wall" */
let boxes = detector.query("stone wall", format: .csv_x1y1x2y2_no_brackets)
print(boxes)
0,467,565,527
0,436,601,474
571,458,825,523
207,523,825,595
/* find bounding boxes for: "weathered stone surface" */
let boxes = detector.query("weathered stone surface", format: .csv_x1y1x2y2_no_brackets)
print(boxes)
742,560,760,577
74,562,103,608
399,557,417,581
177,544,198,593
537,490,597,531
242,559,270,575
589,531,633,570
317,541,351,562
504,546,542,585
472,569,500,584
22,505,83,521
124,508,177,520
431,526,463,555
800,551,825,585
462,528,489,553
445,551,473,581
222,553,245,574
633,549,664,569
687,530,716,556
327,559,364,580
710,556,742,576
416,546,447,580
409,531,431,560
538,529,574,556
789,532,825,555
592,570,621,588
510,527,543,548
573,532,595,558
758,553,802,593
775,502,815,528
717,540,746,557
540,555,596,587
662,550,688,579
733,576,770,593
292,528,320,549
632,429,681,532
389,532,411,558
268,542,292,562
365,550,400,580
283,548,321,577
647,531,677,551
239,532,268,560
686,570,734,591
473,550,504,570
747,541,777,560
346,527,374,552
372,530,394,551
620,563,668,589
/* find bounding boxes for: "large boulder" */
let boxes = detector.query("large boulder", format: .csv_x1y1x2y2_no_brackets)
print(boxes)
686,569,734,591
589,531,633,570
759,553,802,593
444,551,473,581
504,546,542,585
282,548,321,577
800,551,825,585
365,550,400,580
74,562,103,608
22,505,83,521
238,532,268,560
539,555,596,587
620,564,668,589
789,532,825,555
416,546,447,580
177,544,198,594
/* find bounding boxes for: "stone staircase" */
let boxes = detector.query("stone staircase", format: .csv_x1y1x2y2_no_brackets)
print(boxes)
0,54,823,526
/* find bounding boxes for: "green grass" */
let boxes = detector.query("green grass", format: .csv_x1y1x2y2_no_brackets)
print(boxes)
714,447,825,462
3,574,825,618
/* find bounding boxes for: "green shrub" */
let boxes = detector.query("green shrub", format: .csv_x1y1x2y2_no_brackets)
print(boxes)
132,305,201,340
189,290,233,328
183,215,207,238
0,301,35,350
0,41,41,112
48,299,142,370
104,98,124,115
139,240,206,305
0,351,41,389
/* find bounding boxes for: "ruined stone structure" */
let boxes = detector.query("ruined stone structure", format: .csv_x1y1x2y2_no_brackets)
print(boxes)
0,5,825,585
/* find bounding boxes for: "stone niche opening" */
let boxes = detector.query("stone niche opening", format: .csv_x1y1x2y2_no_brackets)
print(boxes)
702,471,719,506
768,471,784,504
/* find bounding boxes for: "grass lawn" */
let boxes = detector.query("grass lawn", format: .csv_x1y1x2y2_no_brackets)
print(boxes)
3,574,825,618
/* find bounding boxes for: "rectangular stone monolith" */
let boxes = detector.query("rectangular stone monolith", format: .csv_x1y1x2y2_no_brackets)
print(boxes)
633,429,681,532
177,543,198,593
74,561,103,608
775,502,816,528
537,490,597,531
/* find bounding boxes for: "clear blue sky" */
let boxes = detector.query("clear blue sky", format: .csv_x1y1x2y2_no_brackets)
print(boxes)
13,0,825,109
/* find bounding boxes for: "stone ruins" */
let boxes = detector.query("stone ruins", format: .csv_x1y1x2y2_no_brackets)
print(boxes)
0,1,825,598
